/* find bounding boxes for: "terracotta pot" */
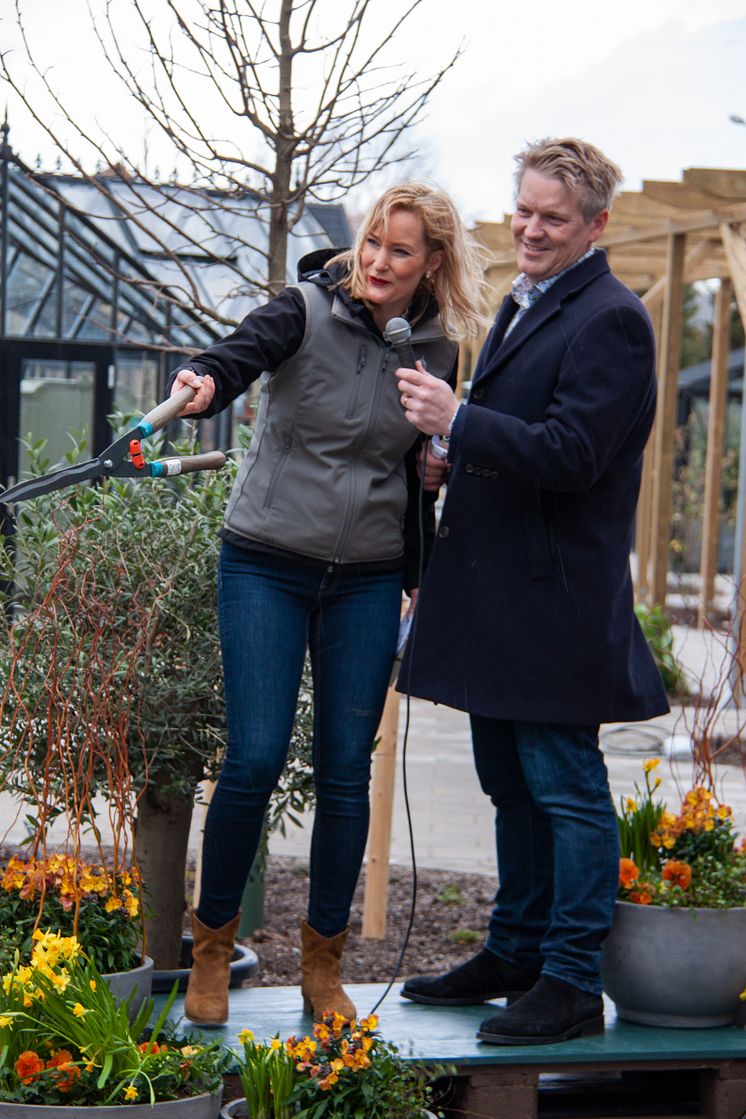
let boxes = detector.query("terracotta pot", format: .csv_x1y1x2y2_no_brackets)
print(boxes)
0,1087,222,1118
602,899,746,1027
151,936,257,994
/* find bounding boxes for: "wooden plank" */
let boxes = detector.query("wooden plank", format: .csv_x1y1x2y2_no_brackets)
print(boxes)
650,233,686,607
603,201,746,247
643,178,728,209
361,678,402,938
720,222,746,327
684,168,746,200
699,278,732,627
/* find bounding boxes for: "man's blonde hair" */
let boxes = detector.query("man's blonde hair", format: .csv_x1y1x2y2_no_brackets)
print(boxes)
514,138,623,220
329,182,488,340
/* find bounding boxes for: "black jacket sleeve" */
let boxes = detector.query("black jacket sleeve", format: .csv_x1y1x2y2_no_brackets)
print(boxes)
166,287,307,417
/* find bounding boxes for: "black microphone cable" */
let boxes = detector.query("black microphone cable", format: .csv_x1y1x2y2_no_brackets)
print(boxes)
367,432,433,1017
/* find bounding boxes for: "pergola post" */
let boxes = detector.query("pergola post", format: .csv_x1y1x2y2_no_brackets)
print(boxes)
698,277,733,627
649,233,686,608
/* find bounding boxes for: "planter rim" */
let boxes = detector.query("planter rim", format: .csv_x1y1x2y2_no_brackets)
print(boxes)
152,936,257,993
615,898,746,914
0,1087,222,1115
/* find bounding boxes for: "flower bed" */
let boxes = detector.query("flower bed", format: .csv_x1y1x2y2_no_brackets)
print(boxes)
0,855,143,975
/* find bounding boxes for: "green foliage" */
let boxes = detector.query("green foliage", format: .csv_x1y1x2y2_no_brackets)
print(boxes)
0,422,316,837
447,928,480,944
236,1031,296,1119
437,884,466,906
0,932,230,1106
634,603,688,695
615,760,666,873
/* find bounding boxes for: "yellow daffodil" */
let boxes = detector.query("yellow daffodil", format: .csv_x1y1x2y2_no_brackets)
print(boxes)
72,1003,87,1018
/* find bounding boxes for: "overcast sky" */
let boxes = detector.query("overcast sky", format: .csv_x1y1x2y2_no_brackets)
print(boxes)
2,0,745,224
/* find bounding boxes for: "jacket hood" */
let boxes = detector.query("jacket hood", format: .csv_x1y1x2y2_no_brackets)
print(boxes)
297,248,348,285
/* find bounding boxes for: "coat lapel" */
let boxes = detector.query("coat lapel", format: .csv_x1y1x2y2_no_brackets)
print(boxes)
472,251,611,388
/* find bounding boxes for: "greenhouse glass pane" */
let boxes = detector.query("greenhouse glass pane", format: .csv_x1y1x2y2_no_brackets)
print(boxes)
76,301,114,339
18,361,95,477
114,355,159,416
6,253,53,335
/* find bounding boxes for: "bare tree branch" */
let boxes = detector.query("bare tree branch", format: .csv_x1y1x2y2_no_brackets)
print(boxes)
3,0,462,320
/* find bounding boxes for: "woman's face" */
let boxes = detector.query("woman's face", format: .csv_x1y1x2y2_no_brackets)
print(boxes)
360,209,443,328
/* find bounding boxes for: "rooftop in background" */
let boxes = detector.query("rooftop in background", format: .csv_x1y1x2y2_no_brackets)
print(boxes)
0,130,353,350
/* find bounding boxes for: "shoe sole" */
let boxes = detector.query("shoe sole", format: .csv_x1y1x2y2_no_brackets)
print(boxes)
401,988,529,1007
476,1015,605,1045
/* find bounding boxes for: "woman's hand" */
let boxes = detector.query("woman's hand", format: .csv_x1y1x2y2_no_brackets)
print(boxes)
396,363,459,437
171,368,215,415
405,588,419,618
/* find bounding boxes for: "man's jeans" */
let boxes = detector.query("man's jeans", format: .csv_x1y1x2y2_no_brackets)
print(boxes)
197,541,402,936
471,716,619,995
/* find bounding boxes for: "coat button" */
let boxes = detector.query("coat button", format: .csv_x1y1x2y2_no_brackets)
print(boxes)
438,525,450,539
472,387,484,401
490,469,499,478
465,463,474,473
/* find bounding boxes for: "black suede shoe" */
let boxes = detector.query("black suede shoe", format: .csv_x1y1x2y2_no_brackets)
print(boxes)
401,948,541,1006
477,975,604,1045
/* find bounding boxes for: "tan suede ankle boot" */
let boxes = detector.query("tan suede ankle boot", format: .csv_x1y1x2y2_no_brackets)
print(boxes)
184,911,241,1027
300,918,356,1021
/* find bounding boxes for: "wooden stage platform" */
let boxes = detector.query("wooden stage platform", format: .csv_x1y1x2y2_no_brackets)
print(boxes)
154,982,746,1118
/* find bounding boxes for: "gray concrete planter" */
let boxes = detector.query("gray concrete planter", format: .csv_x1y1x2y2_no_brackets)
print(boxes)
602,899,746,1027
0,1088,222,1118
103,955,153,1019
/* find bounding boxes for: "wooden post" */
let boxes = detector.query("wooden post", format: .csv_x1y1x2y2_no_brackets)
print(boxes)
191,780,215,910
635,299,663,602
649,232,686,608
698,277,732,627
361,681,401,939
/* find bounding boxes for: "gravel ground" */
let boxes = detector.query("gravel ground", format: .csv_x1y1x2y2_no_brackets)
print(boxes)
215,854,497,988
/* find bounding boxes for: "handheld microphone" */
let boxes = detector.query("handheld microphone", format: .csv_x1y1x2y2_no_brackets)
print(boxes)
384,316,417,369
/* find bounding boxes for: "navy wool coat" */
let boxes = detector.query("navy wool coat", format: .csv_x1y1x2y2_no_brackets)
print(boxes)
398,251,670,726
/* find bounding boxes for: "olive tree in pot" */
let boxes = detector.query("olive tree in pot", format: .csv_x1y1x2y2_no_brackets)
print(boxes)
0,426,314,969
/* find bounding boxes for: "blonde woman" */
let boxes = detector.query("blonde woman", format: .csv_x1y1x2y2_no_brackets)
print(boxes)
168,183,485,1027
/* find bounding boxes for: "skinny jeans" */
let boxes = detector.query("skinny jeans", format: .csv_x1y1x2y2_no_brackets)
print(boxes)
196,541,402,937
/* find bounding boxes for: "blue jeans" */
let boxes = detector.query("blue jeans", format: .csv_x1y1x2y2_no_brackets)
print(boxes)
196,541,402,937
471,717,619,995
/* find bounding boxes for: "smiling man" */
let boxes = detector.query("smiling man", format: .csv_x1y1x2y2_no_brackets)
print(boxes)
394,138,669,1045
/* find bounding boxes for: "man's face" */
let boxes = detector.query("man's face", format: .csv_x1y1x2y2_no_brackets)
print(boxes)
511,169,608,282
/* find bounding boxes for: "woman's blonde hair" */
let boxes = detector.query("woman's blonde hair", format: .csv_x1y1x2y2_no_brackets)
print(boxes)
329,182,488,340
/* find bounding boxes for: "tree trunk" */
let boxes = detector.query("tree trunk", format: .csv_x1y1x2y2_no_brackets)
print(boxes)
134,781,196,969
267,0,295,295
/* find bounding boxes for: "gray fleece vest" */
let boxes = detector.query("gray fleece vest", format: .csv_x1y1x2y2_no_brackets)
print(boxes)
223,282,456,565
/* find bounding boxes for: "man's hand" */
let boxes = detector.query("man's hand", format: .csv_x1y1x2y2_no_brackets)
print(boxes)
396,363,459,437
170,368,215,415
